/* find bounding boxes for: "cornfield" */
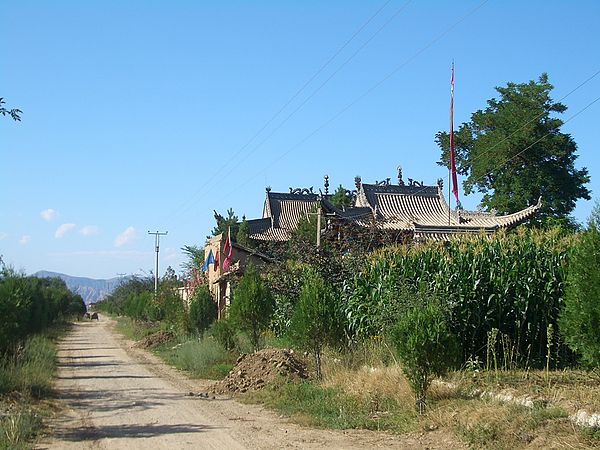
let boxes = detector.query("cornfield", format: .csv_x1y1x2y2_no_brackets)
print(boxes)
345,228,574,366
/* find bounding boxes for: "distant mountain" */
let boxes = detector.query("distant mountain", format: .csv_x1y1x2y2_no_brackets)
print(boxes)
34,271,128,304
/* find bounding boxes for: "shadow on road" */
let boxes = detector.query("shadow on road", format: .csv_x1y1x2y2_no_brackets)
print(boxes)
49,422,216,442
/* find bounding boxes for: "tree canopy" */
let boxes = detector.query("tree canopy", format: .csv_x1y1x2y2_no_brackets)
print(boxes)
330,184,353,209
211,208,239,239
436,73,590,227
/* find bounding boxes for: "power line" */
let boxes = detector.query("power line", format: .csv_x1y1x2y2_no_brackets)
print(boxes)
214,0,491,205
162,0,400,228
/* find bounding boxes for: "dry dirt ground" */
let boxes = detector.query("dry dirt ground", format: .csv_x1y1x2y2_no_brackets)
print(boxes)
37,318,464,449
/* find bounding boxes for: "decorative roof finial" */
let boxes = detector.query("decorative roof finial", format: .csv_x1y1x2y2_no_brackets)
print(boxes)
397,166,405,186
324,174,329,195
265,186,271,193
436,178,443,190
354,175,362,191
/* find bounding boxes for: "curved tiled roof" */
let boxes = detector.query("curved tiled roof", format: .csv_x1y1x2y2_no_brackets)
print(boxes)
248,192,319,241
356,183,541,232
244,182,540,242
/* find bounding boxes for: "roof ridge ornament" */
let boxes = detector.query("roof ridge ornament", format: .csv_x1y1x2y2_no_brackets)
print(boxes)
375,178,391,186
324,175,329,195
354,175,361,191
408,178,424,187
289,187,314,195
398,166,405,186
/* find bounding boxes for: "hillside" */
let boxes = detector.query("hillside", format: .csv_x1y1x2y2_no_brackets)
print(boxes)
34,271,126,304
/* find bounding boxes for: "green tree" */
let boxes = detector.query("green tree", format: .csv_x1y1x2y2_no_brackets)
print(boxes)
188,285,217,334
559,202,600,367
229,263,274,351
436,74,590,228
211,208,239,238
289,270,345,380
0,98,22,121
330,184,353,209
389,296,459,415
181,244,204,279
236,217,251,248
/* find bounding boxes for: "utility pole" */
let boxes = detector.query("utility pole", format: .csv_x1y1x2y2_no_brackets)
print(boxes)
316,202,322,250
148,230,168,293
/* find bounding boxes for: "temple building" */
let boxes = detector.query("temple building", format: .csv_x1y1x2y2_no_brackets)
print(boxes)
200,167,541,317
245,169,541,245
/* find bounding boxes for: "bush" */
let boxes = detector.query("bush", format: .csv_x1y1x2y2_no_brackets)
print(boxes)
0,270,84,355
288,270,346,380
229,263,275,350
389,296,459,414
559,203,600,367
210,318,237,351
188,285,217,334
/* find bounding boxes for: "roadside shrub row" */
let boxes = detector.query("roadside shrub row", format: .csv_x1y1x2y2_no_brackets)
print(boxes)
0,269,86,355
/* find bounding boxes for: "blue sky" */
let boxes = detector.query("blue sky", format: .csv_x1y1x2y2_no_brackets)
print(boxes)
2,1,599,279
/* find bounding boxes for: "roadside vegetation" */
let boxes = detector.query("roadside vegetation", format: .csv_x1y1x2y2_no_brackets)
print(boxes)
97,210,600,448
96,74,600,449
0,268,86,449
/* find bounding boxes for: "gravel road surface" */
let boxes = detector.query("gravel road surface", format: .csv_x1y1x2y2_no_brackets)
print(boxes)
39,318,459,449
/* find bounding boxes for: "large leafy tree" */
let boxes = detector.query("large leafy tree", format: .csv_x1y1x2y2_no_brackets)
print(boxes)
436,74,590,227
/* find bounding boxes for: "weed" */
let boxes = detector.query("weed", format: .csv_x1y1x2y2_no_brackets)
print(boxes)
156,335,235,380
0,409,43,449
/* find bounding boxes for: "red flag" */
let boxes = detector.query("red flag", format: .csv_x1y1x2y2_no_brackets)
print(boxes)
222,227,233,272
213,250,219,271
450,62,459,204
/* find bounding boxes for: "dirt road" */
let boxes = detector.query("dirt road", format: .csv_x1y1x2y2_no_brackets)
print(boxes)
39,318,458,449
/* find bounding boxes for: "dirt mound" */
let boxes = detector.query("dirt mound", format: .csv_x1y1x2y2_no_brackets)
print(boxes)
134,330,175,349
213,348,309,394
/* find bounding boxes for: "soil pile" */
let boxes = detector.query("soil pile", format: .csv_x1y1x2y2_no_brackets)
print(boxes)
134,330,175,349
214,348,308,394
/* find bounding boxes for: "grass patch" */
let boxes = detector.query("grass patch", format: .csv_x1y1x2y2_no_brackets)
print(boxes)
155,335,236,380
0,335,57,398
0,326,67,449
0,407,44,450
113,316,164,341
242,378,417,433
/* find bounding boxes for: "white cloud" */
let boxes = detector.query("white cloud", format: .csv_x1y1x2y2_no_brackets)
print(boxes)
19,235,31,245
55,223,76,239
0,232,7,241
80,225,100,237
40,209,59,221
114,226,136,247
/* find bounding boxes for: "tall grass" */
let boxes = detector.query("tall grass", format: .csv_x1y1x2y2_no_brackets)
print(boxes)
156,335,236,379
346,228,573,366
0,333,59,449
0,335,56,397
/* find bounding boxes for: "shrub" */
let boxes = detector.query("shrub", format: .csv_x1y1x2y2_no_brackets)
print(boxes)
188,285,217,334
288,270,345,380
210,317,237,351
389,296,459,414
229,263,275,350
559,203,600,367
